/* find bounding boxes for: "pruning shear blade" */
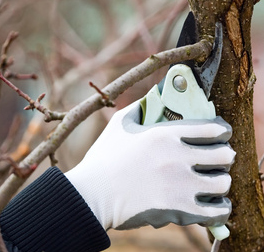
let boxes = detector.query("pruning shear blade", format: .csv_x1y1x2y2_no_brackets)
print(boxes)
140,17,223,124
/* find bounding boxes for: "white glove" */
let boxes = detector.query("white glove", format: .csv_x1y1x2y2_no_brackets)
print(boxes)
65,101,235,231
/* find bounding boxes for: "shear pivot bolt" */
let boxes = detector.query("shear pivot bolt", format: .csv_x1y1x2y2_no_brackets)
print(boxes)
173,75,187,92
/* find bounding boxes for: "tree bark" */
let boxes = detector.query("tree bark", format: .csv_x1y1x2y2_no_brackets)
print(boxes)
188,0,264,251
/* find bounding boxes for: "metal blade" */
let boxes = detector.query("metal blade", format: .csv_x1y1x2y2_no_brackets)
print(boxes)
176,11,197,48
158,12,223,99
195,22,223,99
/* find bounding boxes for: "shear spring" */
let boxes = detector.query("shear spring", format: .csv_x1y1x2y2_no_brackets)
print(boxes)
164,107,183,121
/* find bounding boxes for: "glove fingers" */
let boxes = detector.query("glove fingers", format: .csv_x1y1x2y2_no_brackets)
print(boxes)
195,197,232,227
179,116,232,145
195,172,231,196
187,144,236,167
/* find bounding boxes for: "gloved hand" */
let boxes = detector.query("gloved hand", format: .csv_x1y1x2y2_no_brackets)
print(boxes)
65,101,235,231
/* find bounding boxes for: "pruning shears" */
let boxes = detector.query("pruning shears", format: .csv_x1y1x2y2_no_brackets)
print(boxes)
140,12,229,241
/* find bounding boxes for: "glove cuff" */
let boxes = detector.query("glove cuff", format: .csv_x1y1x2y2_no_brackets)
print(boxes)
0,167,110,252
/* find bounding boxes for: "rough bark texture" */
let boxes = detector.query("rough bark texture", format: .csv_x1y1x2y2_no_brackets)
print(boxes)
188,0,264,251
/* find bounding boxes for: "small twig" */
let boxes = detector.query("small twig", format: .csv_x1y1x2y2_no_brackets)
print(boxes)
1,31,18,56
1,31,19,71
0,155,37,179
11,163,37,179
0,116,43,175
0,2,8,15
4,71,38,80
23,93,46,111
89,82,116,107
49,153,58,167
0,156,20,171
0,73,66,122
132,0,157,54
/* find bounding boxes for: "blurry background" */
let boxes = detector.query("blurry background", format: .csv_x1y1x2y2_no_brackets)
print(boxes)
0,0,263,251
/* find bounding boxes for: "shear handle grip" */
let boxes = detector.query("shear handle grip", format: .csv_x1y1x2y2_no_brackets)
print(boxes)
209,225,230,241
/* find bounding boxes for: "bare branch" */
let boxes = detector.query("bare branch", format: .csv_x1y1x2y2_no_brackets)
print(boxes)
0,115,43,177
0,74,66,122
0,39,212,212
158,0,188,51
4,72,38,80
131,0,158,54
0,31,18,71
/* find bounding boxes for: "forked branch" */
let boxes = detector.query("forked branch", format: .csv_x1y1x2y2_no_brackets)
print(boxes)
0,74,66,122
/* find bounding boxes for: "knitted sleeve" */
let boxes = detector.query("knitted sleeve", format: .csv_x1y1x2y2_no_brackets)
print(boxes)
0,167,110,252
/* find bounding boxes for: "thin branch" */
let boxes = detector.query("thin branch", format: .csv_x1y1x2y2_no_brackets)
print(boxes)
0,156,19,172
0,155,37,179
95,0,118,44
51,2,187,103
89,82,116,108
4,72,38,80
0,39,212,213
49,153,58,167
157,0,188,51
0,2,8,15
0,31,18,71
131,0,158,54
0,73,66,122
1,31,18,55
0,115,43,176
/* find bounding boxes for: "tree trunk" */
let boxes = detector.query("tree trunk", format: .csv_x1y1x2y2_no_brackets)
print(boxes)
188,1,264,251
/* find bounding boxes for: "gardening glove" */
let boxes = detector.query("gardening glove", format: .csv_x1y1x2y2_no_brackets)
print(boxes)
65,100,235,231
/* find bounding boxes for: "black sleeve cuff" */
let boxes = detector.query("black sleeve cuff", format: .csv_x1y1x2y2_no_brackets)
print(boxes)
0,167,110,252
